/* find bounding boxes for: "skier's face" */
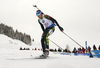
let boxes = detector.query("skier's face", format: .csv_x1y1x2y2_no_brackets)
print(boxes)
37,14,42,19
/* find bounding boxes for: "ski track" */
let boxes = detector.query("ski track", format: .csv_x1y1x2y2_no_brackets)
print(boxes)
0,50,100,68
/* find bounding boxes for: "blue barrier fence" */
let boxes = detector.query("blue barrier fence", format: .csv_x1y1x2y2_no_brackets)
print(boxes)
74,53,89,56
90,50,100,58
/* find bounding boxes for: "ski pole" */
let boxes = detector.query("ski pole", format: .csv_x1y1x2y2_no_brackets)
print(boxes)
62,32,83,48
49,39,63,50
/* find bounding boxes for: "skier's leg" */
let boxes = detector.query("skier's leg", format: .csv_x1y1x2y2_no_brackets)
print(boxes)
41,35,45,52
46,37,49,49
45,27,55,48
41,27,55,56
45,27,55,55
41,28,50,53
43,29,49,50
40,29,49,57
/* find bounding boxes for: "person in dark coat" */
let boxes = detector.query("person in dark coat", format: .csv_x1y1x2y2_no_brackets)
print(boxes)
88,46,91,53
98,45,100,50
93,45,97,50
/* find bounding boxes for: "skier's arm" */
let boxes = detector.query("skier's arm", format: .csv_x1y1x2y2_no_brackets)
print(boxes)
38,19,44,32
51,18,64,32
44,15,64,31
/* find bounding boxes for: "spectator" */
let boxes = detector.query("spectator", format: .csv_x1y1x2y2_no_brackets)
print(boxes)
98,45,100,50
54,49,57,52
35,48,37,50
20,47,22,50
82,47,85,53
77,48,82,53
72,47,77,53
58,48,62,52
88,46,91,53
93,45,97,50
63,49,67,52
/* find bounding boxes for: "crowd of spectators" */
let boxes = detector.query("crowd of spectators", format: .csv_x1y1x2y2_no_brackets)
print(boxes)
19,45,100,54
72,45,100,53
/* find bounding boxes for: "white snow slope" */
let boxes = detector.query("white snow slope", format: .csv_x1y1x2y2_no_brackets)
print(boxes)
0,34,100,68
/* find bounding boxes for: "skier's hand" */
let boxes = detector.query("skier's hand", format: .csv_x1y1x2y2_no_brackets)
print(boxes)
59,27,64,32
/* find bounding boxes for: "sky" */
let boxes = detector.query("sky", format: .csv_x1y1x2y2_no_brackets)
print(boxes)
0,0,100,50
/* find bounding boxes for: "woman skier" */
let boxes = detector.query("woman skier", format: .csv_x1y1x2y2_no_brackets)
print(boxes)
36,10,64,57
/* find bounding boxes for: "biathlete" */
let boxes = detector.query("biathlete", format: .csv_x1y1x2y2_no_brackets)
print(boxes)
36,10,64,57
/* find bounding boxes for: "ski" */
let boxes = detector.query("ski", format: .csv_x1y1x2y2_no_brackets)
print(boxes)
31,55,48,59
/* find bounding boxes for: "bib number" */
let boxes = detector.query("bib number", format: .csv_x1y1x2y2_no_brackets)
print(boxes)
44,23,48,27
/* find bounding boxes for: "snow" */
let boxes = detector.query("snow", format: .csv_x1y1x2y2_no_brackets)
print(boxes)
0,34,100,68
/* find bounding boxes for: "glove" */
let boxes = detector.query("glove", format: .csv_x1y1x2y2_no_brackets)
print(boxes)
59,27,64,32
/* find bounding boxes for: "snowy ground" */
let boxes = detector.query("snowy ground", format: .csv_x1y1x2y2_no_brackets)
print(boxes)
0,34,100,68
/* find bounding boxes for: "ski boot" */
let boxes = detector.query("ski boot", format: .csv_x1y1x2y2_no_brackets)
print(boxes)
45,48,49,56
39,53,47,59
40,49,49,58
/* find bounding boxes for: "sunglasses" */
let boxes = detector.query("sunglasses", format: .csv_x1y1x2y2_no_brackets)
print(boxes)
36,14,41,16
